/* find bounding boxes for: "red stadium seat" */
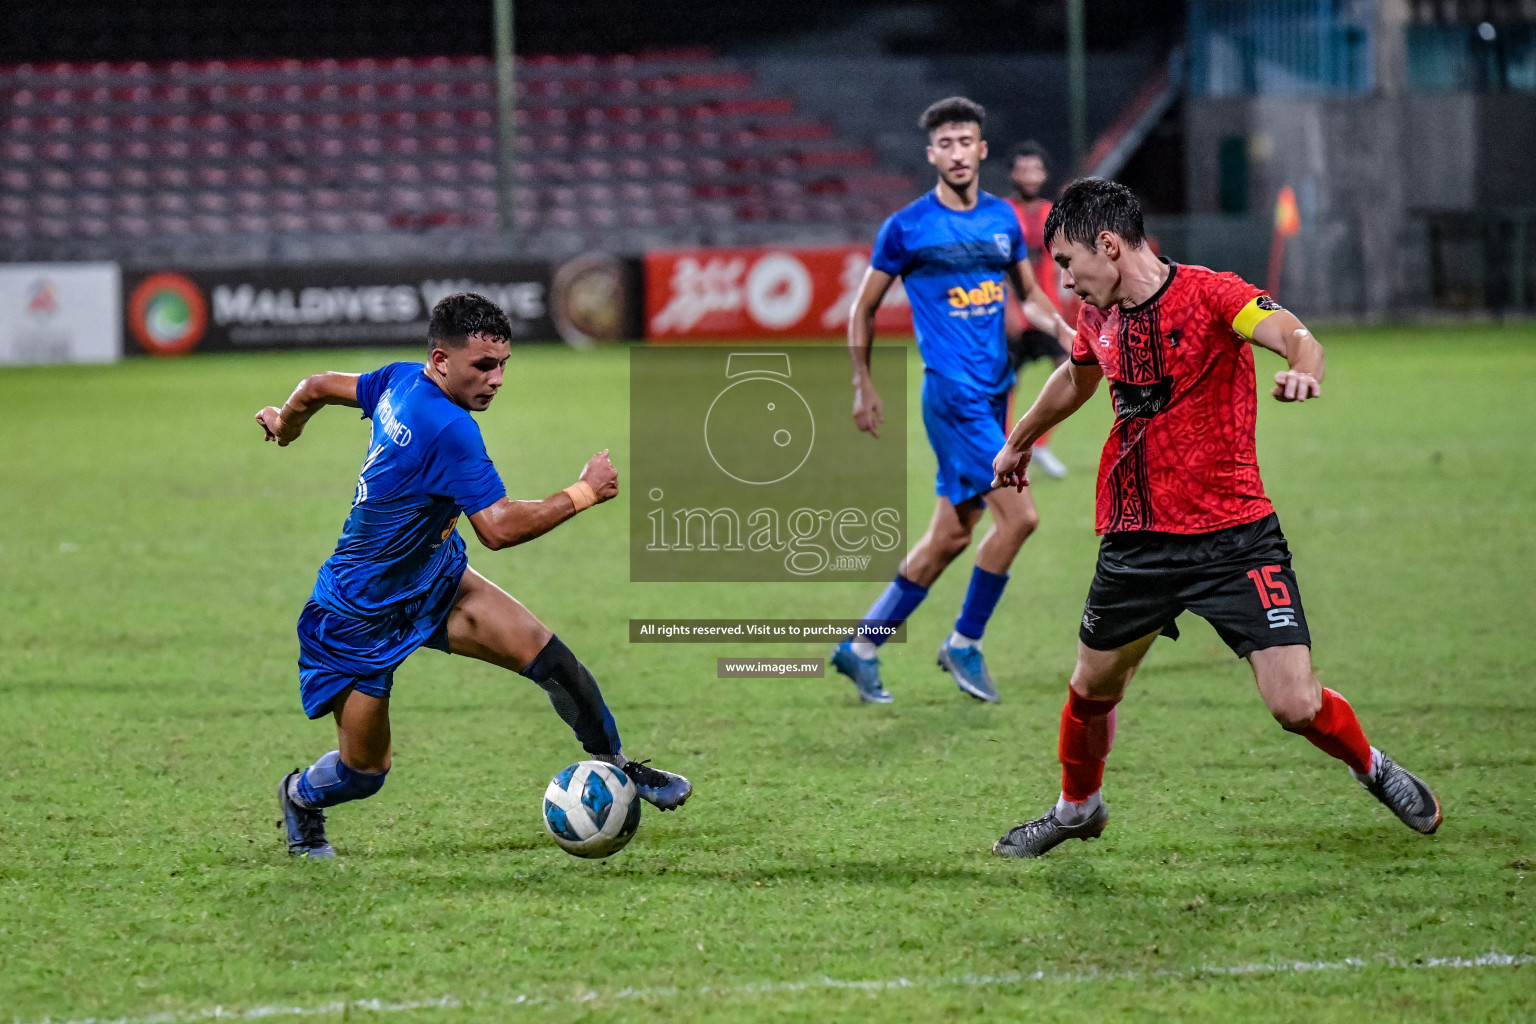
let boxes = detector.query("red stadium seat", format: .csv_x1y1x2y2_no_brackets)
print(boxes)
0,51,911,241
192,215,230,235
387,187,426,211
621,205,659,227
619,183,653,204
153,215,192,235
112,215,152,237
116,139,153,161
583,206,619,228
655,182,690,203
73,216,110,237
32,217,71,239
71,193,110,215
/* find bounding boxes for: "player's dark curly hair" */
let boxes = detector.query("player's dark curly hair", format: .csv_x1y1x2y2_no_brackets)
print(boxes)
918,96,985,134
1042,177,1147,251
427,293,513,352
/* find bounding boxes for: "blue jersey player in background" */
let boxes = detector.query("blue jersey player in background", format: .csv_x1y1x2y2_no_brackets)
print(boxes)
256,293,691,858
833,97,1075,704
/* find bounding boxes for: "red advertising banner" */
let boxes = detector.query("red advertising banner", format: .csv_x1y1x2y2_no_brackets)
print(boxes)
643,246,911,340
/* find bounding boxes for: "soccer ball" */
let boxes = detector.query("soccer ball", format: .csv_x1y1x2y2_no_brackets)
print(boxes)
542,760,642,858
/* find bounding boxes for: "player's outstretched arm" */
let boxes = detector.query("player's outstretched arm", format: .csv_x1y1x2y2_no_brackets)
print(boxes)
1250,310,1325,403
468,449,619,551
992,360,1103,490
847,266,895,438
1007,259,1075,349
255,372,361,446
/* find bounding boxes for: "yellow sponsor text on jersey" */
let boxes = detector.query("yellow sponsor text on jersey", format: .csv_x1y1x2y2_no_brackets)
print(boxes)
946,280,1006,309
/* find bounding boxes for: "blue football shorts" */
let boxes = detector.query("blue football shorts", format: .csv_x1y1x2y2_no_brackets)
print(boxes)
296,566,464,719
921,371,1010,506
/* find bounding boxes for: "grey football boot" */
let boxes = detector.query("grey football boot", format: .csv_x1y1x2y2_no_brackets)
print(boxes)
279,770,336,859
993,802,1109,858
1352,751,1442,834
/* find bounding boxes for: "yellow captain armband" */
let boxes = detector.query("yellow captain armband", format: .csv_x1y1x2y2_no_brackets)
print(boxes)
1231,295,1284,340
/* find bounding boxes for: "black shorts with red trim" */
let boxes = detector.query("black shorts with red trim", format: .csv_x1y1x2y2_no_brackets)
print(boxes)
1078,513,1311,657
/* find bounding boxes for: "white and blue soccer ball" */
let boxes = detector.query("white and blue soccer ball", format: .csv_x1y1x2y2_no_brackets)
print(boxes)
542,760,642,858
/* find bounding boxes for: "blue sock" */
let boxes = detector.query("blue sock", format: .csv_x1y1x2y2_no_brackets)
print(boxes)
954,566,1010,641
854,574,929,647
293,750,388,809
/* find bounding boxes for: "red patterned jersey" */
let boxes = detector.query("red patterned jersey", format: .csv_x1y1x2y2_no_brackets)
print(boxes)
1071,261,1281,535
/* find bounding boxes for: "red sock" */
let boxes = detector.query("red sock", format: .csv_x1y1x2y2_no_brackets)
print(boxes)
1293,688,1373,775
1034,427,1055,448
1059,689,1120,802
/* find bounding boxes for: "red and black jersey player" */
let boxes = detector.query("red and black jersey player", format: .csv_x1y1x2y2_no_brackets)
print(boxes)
988,177,1442,858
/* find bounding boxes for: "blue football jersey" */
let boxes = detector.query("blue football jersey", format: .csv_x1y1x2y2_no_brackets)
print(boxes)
871,190,1025,394
310,362,507,623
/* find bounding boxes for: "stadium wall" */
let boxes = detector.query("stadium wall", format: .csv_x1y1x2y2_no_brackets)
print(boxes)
1184,91,1536,317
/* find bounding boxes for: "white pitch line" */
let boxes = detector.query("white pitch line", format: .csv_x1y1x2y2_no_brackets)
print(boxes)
16,951,1531,1024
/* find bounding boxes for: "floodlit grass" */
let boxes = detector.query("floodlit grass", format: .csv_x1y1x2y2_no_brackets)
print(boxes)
0,326,1532,1022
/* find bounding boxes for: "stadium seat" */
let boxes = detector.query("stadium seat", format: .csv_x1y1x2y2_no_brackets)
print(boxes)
0,51,913,242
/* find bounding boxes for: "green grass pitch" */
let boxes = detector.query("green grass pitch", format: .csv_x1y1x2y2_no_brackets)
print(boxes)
0,326,1532,1022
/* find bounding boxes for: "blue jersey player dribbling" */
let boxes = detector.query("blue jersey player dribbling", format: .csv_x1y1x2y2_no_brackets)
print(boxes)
256,294,691,859
833,97,1075,704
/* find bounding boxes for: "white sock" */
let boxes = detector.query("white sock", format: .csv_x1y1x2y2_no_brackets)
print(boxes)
287,773,314,810
1053,790,1102,826
850,639,879,660
1351,746,1383,783
947,631,981,649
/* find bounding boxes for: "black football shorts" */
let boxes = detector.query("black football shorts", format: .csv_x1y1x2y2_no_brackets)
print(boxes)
1007,328,1068,371
1078,513,1311,657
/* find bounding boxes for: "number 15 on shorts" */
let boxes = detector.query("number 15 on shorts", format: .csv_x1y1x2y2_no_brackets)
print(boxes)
1247,565,1298,629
